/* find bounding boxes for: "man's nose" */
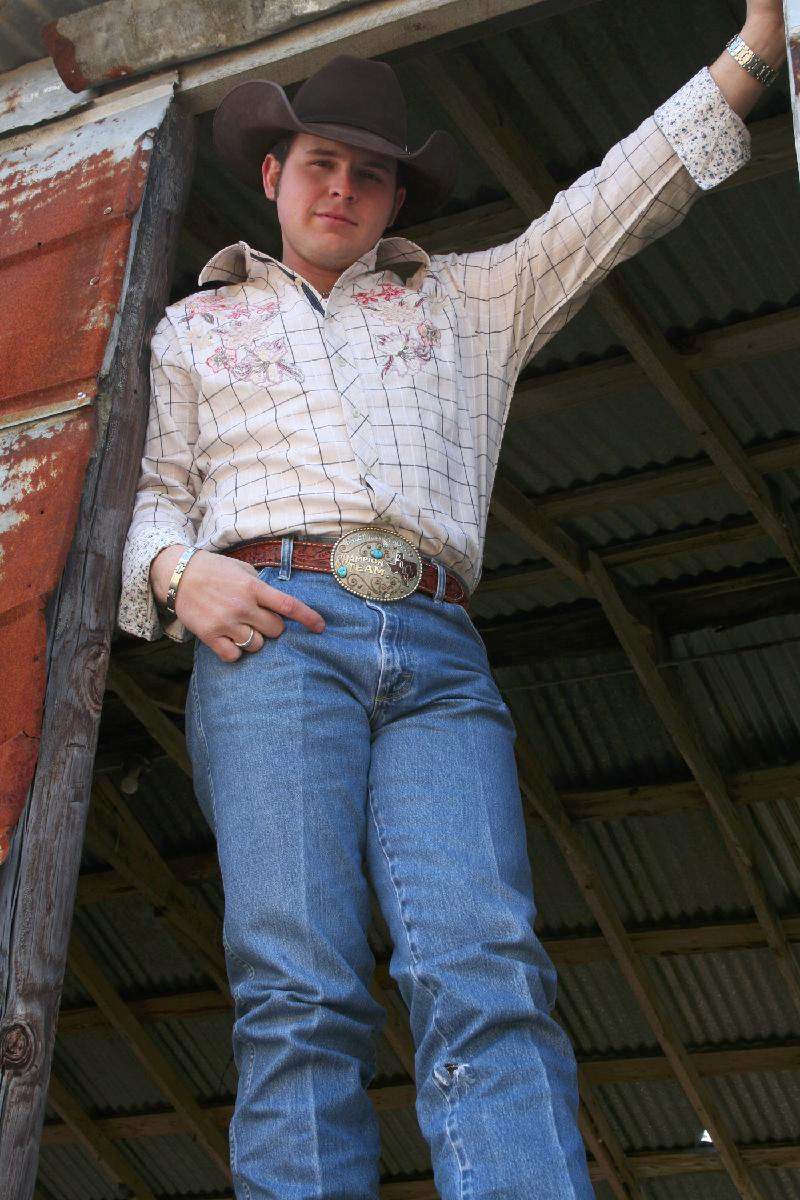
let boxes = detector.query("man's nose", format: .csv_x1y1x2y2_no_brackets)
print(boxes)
329,169,356,201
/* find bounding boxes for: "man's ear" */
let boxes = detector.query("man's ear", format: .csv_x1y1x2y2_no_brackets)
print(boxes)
388,185,407,228
262,153,281,201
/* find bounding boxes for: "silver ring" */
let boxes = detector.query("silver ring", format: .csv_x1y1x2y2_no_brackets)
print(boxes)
233,625,255,649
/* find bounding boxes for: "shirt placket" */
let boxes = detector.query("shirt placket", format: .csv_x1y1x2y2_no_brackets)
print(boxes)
323,290,381,481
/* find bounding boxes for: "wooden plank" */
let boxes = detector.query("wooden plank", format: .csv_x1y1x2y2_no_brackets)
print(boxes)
105,663,192,776
520,434,800,523
86,777,228,992
507,308,800,420
479,564,800,666
515,738,765,1200
67,932,231,1178
45,1074,157,1200
176,0,584,114
578,1089,641,1199
0,104,195,1200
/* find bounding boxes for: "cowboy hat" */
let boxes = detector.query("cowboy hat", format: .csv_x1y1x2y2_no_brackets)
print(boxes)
212,54,459,224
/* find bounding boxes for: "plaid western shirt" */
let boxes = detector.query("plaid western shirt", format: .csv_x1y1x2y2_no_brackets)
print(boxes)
118,67,750,642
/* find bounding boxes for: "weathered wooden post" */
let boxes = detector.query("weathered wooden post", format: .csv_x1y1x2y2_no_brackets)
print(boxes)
0,67,194,1199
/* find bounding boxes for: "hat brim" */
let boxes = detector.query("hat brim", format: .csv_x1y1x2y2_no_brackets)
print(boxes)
212,79,458,225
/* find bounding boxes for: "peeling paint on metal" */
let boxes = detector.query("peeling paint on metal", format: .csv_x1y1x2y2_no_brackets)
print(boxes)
0,90,171,863
0,59,94,139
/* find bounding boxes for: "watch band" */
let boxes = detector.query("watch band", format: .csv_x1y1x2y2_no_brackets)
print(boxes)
164,546,199,617
725,33,779,87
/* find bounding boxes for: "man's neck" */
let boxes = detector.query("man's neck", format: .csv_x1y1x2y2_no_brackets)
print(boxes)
280,248,350,297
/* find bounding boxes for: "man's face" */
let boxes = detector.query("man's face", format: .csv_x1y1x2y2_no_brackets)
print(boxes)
261,133,406,273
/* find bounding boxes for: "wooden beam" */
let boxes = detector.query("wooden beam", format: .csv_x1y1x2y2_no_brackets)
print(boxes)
495,433,800,525
105,663,192,776
479,564,800,666
515,738,765,1200
86,777,228,992
39,1036,800,1141
45,1074,158,1200
577,1088,641,1200
507,309,800,420
587,550,800,1021
67,932,231,1179
480,509,772,598
413,49,800,581
0,105,195,1200
177,0,580,114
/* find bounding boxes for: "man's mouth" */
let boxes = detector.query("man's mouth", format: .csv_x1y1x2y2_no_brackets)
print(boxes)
315,211,357,227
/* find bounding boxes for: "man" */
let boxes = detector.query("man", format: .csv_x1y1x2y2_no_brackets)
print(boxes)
118,5,786,1197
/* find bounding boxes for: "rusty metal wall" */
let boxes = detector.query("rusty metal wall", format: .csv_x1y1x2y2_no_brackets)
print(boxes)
0,80,174,863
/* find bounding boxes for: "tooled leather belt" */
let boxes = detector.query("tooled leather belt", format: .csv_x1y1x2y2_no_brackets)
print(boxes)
221,528,469,607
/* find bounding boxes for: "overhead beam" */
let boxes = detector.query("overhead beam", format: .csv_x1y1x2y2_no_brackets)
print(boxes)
506,308,800,421
105,663,192,776
176,0,590,115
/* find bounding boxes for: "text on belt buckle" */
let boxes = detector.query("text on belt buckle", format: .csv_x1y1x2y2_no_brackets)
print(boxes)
330,528,423,601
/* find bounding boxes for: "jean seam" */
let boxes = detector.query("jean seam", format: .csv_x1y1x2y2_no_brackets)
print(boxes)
192,664,253,1195
366,783,471,1195
189,667,220,838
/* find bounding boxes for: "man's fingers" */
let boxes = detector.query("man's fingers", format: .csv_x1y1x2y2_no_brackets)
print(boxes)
255,581,326,632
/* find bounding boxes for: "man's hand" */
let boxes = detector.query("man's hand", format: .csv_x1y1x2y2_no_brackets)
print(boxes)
150,545,326,662
709,1,786,119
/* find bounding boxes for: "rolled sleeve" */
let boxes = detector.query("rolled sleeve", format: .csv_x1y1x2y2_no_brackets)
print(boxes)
117,315,202,643
653,66,751,191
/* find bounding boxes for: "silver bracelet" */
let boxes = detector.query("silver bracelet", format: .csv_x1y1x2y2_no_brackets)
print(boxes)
164,546,199,616
725,33,779,88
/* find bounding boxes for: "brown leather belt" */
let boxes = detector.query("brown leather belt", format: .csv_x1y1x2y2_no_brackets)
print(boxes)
222,535,469,607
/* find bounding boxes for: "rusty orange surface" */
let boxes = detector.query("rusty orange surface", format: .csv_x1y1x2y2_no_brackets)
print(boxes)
0,96,170,864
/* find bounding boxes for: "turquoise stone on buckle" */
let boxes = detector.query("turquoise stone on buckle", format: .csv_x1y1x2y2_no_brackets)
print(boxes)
330,527,423,601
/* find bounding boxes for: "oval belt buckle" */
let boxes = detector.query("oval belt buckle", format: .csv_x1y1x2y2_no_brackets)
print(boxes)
330,527,423,601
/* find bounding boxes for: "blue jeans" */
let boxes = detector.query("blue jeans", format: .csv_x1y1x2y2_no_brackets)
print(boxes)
185,548,592,1200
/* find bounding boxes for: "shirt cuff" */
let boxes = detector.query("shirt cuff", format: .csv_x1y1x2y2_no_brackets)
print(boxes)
653,65,751,190
117,526,194,643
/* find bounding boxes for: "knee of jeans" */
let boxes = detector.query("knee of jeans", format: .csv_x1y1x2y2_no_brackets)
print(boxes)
433,1060,473,1092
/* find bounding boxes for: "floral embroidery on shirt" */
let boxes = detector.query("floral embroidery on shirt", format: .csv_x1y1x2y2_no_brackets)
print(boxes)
183,293,281,325
206,335,304,385
376,321,442,379
355,283,442,378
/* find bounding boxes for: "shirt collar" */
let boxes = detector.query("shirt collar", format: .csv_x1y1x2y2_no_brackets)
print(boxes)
198,237,431,291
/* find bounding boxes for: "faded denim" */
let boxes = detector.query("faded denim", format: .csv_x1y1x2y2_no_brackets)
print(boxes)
186,553,592,1200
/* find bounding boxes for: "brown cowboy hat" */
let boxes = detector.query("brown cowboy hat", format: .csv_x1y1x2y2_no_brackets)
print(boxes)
212,54,459,225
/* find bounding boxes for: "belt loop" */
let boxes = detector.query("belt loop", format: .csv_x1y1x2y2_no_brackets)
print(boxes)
279,535,294,581
433,561,447,604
